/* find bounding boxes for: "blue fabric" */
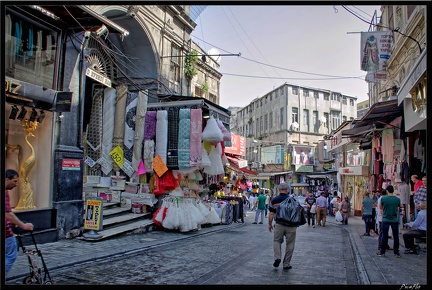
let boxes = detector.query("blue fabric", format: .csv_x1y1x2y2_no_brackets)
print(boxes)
6,236,18,275
177,108,191,168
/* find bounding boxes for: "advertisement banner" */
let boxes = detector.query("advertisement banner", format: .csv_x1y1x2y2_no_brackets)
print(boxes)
224,133,246,156
360,31,393,74
84,198,103,231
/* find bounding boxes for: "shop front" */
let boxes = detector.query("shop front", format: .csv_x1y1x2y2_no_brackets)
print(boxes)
339,166,369,216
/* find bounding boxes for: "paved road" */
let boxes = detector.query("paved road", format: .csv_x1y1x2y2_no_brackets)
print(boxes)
6,213,427,285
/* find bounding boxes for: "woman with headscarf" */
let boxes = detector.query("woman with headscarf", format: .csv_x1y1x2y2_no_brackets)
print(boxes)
340,196,351,225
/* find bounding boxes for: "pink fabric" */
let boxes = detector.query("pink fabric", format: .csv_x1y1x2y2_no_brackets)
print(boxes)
137,159,146,175
190,109,202,167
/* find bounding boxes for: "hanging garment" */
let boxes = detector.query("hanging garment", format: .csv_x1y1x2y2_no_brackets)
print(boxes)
189,109,202,167
381,129,394,164
132,91,148,173
98,87,116,175
144,111,157,140
178,108,191,168
112,84,128,172
155,110,168,164
143,139,155,173
86,88,104,173
14,20,22,54
27,26,34,57
202,115,223,144
167,108,180,169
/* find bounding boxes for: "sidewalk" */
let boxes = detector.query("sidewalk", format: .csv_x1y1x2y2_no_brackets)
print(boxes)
6,215,427,285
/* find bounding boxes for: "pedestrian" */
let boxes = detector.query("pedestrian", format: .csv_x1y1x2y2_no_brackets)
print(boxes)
377,185,402,257
304,192,316,228
253,191,267,224
315,191,328,227
370,191,378,234
267,183,297,270
330,192,339,216
340,196,351,225
376,189,392,252
402,201,426,255
361,191,375,236
410,174,423,218
242,193,250,217
264,190,270,218
248,193,255,211
5,169,34,275
413,176,426,219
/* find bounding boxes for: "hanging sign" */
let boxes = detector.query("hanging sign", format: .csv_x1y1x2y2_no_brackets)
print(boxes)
110,145,125,167
86,68,112,87
62,159,81,171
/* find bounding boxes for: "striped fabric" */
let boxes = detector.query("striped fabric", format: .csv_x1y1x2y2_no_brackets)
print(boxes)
167,108,180,169
178,108,191,168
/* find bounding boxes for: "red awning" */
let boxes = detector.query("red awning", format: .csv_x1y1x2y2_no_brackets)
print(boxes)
226,155,248,168
227,160,258,176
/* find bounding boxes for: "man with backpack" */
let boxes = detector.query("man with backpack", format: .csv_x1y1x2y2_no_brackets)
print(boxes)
268,183,298,270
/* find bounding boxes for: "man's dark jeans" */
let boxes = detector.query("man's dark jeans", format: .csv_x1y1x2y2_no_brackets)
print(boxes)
380,221,400,255
363,214,372,234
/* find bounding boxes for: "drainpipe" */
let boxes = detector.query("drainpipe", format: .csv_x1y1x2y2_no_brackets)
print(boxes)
78,31,91,149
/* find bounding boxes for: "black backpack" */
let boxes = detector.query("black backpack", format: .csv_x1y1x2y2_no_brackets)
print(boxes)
275,196,307,226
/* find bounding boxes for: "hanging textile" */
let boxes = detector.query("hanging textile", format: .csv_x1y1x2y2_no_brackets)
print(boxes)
178,108,191,168
166,108,180,169
98,87,116,175
27,26,34,57
85,88,104,174
132,91,148,173
123,92,138,176
14,20,22,54
143,140,155,173
112,84,128,172
155,110,168,164
144,111,157,140
381,129,394,164
190,108,202,167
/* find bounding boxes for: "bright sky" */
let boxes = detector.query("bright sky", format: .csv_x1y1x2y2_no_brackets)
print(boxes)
191,5,382,108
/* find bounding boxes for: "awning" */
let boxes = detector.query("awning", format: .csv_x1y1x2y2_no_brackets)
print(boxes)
227,162,258,176
226,156,248,168
306,175,328,179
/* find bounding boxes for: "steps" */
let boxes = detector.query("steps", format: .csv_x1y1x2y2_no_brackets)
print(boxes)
79,201,154,241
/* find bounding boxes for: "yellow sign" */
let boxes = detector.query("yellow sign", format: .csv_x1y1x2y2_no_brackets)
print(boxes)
84,198,103,230
110,145,125,167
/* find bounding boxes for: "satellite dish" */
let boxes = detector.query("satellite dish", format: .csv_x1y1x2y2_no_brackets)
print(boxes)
320,116,327,123
292,122,299,129
208,47,221,63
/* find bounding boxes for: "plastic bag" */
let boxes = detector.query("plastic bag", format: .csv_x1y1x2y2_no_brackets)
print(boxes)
275,196,307,226
335,211,343,222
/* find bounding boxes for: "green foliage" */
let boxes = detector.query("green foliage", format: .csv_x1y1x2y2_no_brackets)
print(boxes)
201,82,209,94
184,50,199,81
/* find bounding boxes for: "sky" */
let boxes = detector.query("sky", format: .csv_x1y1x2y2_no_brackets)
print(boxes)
190,5,382,109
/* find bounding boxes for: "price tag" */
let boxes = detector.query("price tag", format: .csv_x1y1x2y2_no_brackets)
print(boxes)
110,146,125,168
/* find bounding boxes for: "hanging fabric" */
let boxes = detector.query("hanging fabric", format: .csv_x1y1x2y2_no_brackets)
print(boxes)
190,109,202,167
112,84,128,172
132,91,148,173
144,111,157,140
98,87,116,175
123,92,138,176
85,88,104,174
167,108,180,169
155,110,168,164
178,108,191,168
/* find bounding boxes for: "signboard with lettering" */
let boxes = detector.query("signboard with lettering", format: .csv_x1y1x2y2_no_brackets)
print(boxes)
62,159,81,171
225,133,246,156
84,198,103,231
86,68,112,87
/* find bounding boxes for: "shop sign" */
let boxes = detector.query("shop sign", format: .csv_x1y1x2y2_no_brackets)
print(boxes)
62,159,81,171
225,133,246,156
339,166,369,176
84,198,103,231
295,164,313,172
86,68,112,88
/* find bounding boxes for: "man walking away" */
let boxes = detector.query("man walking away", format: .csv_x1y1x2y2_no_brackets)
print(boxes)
403,201,426,254
362,191,376,236
268,183,297,270
265,191,270,217
253,191,267,224
304,192,317,227
315,192,328,227
377,185,402,257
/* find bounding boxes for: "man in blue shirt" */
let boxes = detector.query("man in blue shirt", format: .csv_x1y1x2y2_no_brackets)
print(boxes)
315,192,328,227
402,201,426,254
362,191,376,236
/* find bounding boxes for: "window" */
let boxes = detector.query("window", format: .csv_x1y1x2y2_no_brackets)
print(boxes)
194,86,203,97
256,118,259,135
279,87,284,96
245,124,249,136
292,107,298,123
303,109,309,132
292,86,298,95
323,112,329,128
331,92,341,102
314,91,319,99
269,112,273,129
350,117,354,121
324,93,330,100
264,114,268,131
331,111,341,130
260,116,263,131
350,99,354,106
303,89,309,97
209,93,217,104
280,108,284,126
342,116,347,122
260,100,263,107
342,96,347,105
170,43,181,83
313,111,319,133
265,96,268,104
